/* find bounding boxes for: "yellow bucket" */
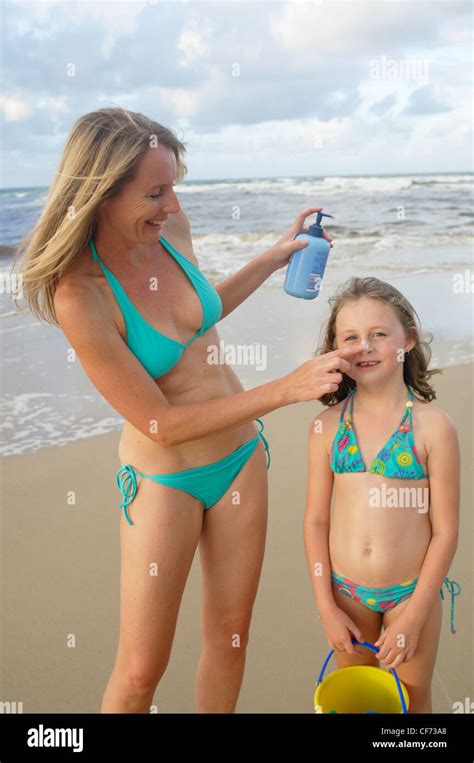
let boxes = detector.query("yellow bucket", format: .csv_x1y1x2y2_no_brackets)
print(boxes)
314,640,410,714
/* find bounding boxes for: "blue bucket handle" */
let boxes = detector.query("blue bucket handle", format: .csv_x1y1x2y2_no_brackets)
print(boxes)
316,638,408,714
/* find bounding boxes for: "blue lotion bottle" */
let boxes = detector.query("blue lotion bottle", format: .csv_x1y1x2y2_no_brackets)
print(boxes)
283,211,334,299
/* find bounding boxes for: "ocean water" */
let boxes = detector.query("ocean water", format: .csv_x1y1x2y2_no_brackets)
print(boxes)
0,173,472,456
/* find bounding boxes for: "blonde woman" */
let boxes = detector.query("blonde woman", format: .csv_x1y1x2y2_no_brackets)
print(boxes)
15,107,361,713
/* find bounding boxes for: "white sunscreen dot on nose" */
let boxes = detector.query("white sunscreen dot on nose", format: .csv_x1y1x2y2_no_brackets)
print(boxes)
361,340,370,351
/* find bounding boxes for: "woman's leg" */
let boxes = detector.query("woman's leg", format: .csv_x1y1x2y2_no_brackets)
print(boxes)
196,438,268,713
101,477,204,713
382,592,443,713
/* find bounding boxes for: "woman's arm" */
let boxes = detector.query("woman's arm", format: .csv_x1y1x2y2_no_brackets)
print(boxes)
176,208,279,320
215,206,333,320
215,252,279,320
55,282,357,447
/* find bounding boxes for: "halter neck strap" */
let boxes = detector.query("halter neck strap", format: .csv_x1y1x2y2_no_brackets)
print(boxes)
343,384,414,426
89,238,100,262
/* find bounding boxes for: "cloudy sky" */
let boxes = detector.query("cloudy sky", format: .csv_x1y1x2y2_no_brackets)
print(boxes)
1,0,472,188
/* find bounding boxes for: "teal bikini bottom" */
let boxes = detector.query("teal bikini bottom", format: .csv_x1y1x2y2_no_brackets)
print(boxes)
115,418,270,526
331,571,462,633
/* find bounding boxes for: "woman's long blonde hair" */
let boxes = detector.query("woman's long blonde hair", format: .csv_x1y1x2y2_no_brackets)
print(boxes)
10,107,188,325
315,276,442,405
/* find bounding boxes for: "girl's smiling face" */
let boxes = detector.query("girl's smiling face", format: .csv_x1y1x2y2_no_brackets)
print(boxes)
334,296,416,382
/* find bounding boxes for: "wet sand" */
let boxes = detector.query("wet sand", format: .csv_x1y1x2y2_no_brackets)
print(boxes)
1,362,472,713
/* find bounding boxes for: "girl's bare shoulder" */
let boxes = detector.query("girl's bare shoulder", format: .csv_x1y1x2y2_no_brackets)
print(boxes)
308,398,346,445
412,392,458,443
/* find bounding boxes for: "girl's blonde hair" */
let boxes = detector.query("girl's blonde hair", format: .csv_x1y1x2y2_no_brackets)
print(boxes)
10,107,188,325
315,276,442,405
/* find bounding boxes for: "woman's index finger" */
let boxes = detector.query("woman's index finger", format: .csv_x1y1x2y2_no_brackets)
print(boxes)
326,343,365,359
298,206,323,221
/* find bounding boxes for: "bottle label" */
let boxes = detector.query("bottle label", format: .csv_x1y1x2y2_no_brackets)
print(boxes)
307,273,322,292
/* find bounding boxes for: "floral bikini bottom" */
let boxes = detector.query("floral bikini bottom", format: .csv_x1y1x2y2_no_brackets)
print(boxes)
331,571,462,633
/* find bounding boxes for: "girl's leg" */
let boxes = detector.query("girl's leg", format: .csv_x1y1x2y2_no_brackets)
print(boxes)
382,593,443,713
330,585,383,668
101,478,204,713
196,438,268,713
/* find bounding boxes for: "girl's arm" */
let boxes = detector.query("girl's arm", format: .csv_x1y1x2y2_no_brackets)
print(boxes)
392,408,460,627
303,410,338,616
375,408,460,668
303,409,363,654
303,408,364,652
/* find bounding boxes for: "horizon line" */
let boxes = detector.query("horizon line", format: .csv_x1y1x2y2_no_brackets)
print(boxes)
1,169,473,192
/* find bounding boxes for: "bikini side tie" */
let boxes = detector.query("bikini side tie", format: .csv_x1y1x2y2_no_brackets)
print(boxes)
440,577,462,634
255,418,271,469
116,464,139,526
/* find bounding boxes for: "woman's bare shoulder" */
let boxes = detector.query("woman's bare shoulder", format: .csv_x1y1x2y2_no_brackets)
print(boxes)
163,209,200,266
54,244,102,317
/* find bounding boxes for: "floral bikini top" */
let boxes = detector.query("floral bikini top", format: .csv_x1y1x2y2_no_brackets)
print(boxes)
329,384,428,479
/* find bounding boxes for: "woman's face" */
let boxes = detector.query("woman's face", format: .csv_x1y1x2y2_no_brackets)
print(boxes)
98,145,181,245
334,296,416,384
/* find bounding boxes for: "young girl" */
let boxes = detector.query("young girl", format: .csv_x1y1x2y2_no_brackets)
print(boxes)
304,277,462,714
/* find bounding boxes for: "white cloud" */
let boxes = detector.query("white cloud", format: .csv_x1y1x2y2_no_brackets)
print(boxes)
0,95,33,122
1,0,472,185
160,66,227,118
177,15,213,66
270,0,445,55
11,0,145,57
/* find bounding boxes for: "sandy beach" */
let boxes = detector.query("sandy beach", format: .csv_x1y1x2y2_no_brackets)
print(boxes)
1,362,472,713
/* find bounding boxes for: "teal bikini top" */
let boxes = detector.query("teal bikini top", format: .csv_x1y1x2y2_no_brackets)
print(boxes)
90,236,222,379
330,384,428,479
